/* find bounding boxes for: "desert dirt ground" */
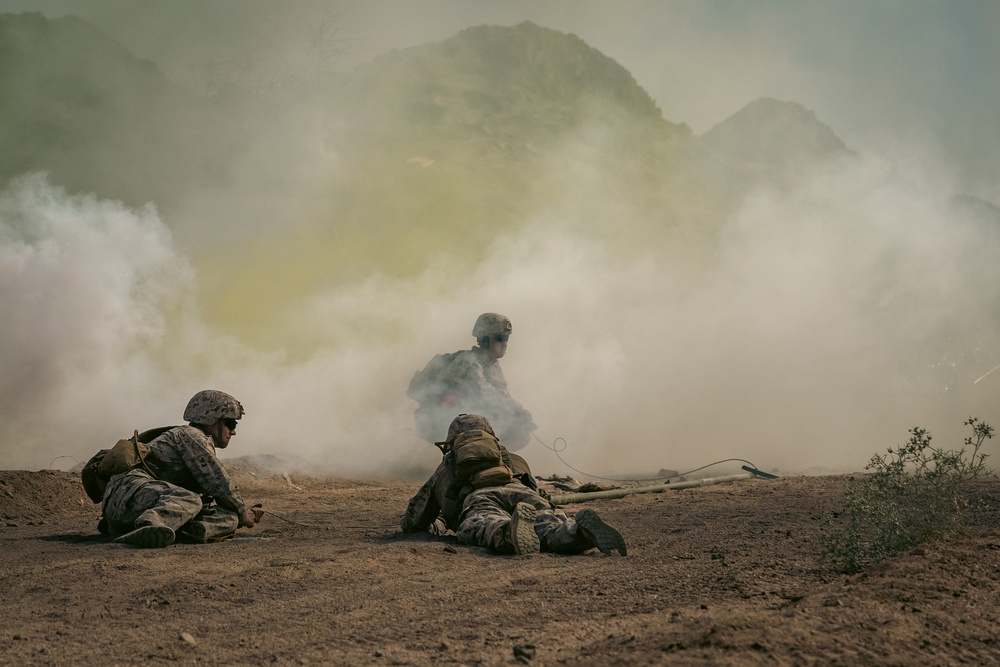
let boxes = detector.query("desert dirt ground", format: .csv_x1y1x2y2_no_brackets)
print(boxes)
1,462,999,666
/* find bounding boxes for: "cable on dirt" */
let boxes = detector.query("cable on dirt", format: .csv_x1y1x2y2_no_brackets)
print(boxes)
260,509,324,528
531,432,763,483
48,455,81,470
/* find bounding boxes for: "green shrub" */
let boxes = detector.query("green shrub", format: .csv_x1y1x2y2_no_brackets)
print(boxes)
823,418,993,573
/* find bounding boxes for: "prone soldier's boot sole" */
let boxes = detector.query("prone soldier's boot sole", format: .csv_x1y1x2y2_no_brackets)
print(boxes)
113,525,176,548
575,509,627,556
509,502,540,555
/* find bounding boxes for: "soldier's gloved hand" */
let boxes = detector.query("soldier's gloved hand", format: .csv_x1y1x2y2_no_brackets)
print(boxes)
244,503,264,528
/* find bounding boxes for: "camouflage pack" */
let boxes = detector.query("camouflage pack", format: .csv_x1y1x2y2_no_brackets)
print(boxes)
406,351,461,404
81,426,175,503
451,429,513,489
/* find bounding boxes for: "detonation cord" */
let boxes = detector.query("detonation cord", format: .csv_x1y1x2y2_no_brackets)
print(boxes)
259,509,323,528
48,455,81,470
259,509,391,530
531,432,763,483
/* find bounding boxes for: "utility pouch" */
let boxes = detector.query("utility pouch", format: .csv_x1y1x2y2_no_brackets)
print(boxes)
452,430,513,488
81,427,170,504
99,431,152,478
81,449,112,503
470,465,514,489
452,430,502,477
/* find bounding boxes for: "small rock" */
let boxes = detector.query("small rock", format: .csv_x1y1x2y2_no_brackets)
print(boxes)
443,545,457,554
374,650,383,657
6,522,18,528
180,632,197,646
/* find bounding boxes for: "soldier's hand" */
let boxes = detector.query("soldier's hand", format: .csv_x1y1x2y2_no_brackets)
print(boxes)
245,503,264,528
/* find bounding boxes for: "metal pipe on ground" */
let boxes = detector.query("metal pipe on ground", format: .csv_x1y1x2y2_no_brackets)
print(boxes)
549,469,772,505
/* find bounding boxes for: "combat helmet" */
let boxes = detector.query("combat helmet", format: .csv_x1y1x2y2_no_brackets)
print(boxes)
183,390,245,425
446,413,496,442
472,313,512,338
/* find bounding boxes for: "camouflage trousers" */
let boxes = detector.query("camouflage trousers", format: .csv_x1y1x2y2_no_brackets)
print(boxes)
102,469,239,543
456,482,588,554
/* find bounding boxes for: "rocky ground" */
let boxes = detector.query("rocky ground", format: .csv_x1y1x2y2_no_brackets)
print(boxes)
1,463,999,666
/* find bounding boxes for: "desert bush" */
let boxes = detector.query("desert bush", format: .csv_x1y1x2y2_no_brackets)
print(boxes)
823,417,993,573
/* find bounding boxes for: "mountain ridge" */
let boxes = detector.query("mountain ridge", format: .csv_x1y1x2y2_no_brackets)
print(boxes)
701,96,854,172
0,11,870,341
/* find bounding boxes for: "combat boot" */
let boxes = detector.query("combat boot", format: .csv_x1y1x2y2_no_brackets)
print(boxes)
507,502,540,555
575,509,627,556
113,524,175,548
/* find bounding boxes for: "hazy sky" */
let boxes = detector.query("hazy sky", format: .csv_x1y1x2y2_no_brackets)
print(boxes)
3,0,998,199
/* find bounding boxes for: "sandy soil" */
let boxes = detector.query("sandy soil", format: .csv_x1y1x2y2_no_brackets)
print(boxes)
1,463,999,666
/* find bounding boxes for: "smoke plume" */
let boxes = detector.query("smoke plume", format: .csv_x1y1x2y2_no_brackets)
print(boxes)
3,152,998,478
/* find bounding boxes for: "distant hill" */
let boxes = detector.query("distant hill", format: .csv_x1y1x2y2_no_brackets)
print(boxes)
701,97,854,175
0,12,206,209
339,21,678,149
0,13,859,343
296,21,729,286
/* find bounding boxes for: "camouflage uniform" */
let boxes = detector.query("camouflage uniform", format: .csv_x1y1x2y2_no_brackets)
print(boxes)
399,458,466,534
439,348,535,445
102,425,248,543
412,314,536,449
456,481,588,554
401,414,625,556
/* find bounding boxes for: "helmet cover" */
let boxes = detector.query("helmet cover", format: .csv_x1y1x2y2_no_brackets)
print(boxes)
472,313,512,338
183,390,245,425
446,413,496,442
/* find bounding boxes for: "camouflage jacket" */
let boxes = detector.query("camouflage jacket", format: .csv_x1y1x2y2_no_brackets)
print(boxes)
441,347,513,406
139,425,248,524
442,348,534,427
400,457,467,533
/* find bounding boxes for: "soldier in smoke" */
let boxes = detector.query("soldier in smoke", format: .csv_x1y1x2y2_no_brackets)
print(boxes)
408,313,536,450
101,390,264,548
401,413,626,556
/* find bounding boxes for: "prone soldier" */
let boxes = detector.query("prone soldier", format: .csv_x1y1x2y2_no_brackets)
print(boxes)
401,413,626,556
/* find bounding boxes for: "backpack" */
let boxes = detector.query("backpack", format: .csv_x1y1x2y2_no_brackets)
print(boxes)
406,351,462,404
450,429,514,489
80,426,175,503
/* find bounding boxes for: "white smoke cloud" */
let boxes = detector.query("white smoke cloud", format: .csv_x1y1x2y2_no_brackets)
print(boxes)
231,151,1000,480
2,154,999,480
0,175,190,457
496,156,1000,476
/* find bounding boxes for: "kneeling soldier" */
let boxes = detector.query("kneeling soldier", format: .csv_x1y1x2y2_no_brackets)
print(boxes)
102,390,264,548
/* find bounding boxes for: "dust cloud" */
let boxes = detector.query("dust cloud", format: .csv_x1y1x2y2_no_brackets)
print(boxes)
2,149,998,478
